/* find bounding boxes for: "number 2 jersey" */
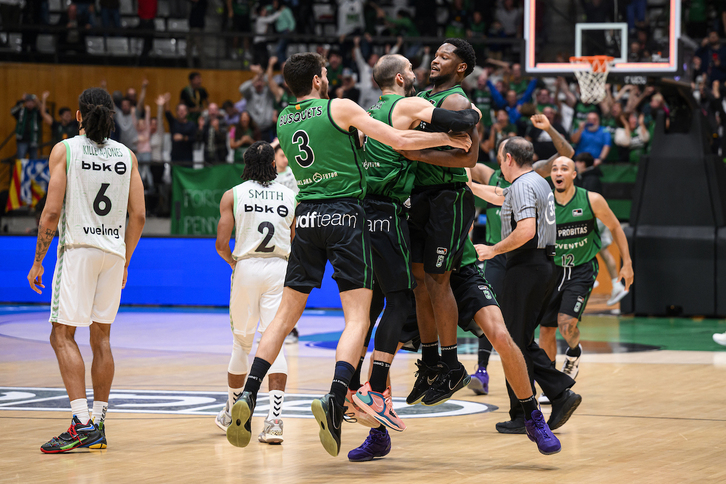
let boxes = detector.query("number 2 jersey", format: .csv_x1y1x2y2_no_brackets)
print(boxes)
231,180,296,260
58,135,132,260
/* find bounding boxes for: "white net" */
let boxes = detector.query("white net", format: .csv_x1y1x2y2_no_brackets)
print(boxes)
570,57,614,104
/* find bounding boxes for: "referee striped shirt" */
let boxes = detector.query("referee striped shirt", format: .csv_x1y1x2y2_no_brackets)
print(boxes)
501,170,556,249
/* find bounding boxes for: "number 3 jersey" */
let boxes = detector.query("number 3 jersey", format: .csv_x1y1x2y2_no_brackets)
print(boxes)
554,186,601,267
231,180,296,260
58,135,132,260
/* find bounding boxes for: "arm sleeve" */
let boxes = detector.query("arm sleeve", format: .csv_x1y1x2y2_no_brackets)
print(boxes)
430,108,481,132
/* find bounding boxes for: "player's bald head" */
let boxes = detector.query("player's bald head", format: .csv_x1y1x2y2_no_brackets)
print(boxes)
552,156,575,170
373,54,409,90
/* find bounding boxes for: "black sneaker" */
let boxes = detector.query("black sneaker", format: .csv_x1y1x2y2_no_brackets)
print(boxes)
311,393,346,457
495,418,527,434
421,362,471,406
406,359,442,405
547,389,582,430
227,391,255,448
40,416,103,453
81,420,107,449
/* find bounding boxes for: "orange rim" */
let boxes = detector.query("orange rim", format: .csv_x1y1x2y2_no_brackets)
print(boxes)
569,55,615,73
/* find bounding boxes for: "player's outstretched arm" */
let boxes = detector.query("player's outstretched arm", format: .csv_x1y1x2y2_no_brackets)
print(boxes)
124,151,146,288
330,98,471,152
396,97,481,132
469,162,495,185
215,190,236,270
466,176,505,205
589,192,633,290
27,143,68,294
531,113,574,177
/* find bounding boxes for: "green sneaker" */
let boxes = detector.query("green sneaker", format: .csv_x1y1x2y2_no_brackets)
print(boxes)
227,391,255,448
311,393,345,457
40,416,103,454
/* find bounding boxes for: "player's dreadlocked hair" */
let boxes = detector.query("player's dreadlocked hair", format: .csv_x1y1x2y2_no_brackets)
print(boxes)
443,38,476,77
242,141,277,186
78,88,115,144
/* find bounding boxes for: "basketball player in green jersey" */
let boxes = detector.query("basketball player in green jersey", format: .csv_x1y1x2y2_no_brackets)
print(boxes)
343,53,482,437
396,39,484,406
539,157,633,380
226,52,471,457
467,114,574,395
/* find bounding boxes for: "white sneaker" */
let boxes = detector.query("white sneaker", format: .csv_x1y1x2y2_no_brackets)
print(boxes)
593,280,600,289
285,327,299,345
258,418,284,444
215,401,232,432
607,281,629,306
537,393,551,405
713,332,726,346
562,347,581,380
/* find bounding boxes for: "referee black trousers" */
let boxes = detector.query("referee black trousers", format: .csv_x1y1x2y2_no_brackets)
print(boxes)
501,250,575,420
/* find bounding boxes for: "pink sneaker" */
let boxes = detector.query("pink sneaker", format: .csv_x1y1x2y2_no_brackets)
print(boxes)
345,388,379,428
353,382,406,432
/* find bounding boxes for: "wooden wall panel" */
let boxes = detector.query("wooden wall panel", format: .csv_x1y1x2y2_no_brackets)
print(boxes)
0,62,255,168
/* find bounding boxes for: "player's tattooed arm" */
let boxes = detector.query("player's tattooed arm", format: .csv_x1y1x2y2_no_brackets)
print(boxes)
28,143,67,294
531,114,574,178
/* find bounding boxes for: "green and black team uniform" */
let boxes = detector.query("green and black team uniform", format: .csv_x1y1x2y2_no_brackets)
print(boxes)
408,86,476,275
541,187,601,327
399,239,499,351
482,168,511,297
277,99,373,293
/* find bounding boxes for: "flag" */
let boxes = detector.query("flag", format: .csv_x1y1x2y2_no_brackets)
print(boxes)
5,158,50,212
5,160,22,212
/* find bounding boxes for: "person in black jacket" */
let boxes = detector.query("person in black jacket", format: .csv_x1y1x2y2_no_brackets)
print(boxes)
165,102,197,163
196,103,228,164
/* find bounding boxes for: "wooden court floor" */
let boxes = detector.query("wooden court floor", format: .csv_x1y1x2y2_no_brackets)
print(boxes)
2,308,726,483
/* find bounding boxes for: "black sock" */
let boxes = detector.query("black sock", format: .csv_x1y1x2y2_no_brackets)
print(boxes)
330,360,355,407
566,345,582,357
421,341,439,366
369,360,390,392
374,425,386,433
349,356,365,391
440,344,458,367
519,395,539,418
478,348,491,368
243,357,272,401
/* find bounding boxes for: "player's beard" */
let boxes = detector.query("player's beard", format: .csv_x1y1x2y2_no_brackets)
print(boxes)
319,78,330,99
404,76,416,97
431,70,454,87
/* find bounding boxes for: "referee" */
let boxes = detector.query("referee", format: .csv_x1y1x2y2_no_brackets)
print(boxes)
476,137,581,434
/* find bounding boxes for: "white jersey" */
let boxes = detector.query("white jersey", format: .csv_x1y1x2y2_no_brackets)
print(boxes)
232,180,296,260
275,167,299,195
58,135,132,260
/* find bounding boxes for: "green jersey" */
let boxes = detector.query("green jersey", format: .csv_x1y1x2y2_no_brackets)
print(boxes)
363,94,417,203
277,98,365,202
571,102,599,133
414,86,470,187
460,238,479,267
472,88,493,127
554,187,601,267
484,169,511,245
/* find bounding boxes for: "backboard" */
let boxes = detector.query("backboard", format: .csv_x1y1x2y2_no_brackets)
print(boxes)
523,0,681,76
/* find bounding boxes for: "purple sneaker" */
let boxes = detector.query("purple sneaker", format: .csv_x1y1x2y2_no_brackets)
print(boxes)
468,366,489,395
525,409,561,455
347,427,391,462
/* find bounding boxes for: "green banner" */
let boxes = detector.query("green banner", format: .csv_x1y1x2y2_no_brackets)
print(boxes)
171,164,245,235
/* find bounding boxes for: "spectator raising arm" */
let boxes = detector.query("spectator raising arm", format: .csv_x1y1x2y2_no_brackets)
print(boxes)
40,91,54,126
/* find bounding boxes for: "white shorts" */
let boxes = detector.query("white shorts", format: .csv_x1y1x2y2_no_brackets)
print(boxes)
50,246,125,327
230,257,287,350
597,220,613,248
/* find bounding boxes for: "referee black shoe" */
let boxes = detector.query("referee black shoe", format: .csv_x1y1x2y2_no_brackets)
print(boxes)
406,359,441,405
547,389,582,430
421,362,471,406
227,391,255,448
495,417,526,434
311,393,346,457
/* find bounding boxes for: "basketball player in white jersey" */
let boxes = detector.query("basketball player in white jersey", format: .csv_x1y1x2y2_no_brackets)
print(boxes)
27,88,146,453
215,141,296,445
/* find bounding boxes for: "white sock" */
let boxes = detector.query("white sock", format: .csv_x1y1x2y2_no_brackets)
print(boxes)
70,398,90,424
92,401,108,425
267,390,285,420
612,278,621,286
228,387,243,411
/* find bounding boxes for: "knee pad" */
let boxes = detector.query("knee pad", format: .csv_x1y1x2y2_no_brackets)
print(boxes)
268,346,288,375
228,340,250,375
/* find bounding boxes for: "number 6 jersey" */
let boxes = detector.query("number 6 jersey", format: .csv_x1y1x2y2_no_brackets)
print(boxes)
58,135,132,260
232,180,296,260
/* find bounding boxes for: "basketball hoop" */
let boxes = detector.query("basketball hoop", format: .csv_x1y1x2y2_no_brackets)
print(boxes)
569,56,615,104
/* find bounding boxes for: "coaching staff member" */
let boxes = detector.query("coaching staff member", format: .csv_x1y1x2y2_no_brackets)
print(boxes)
475,137,581,434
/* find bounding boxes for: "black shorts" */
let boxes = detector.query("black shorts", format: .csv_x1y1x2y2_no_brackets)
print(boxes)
363,198,414,294
408,184,475,274
541,259,599,327
285,199,374,293
483,252,507,300
398,263,495,352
